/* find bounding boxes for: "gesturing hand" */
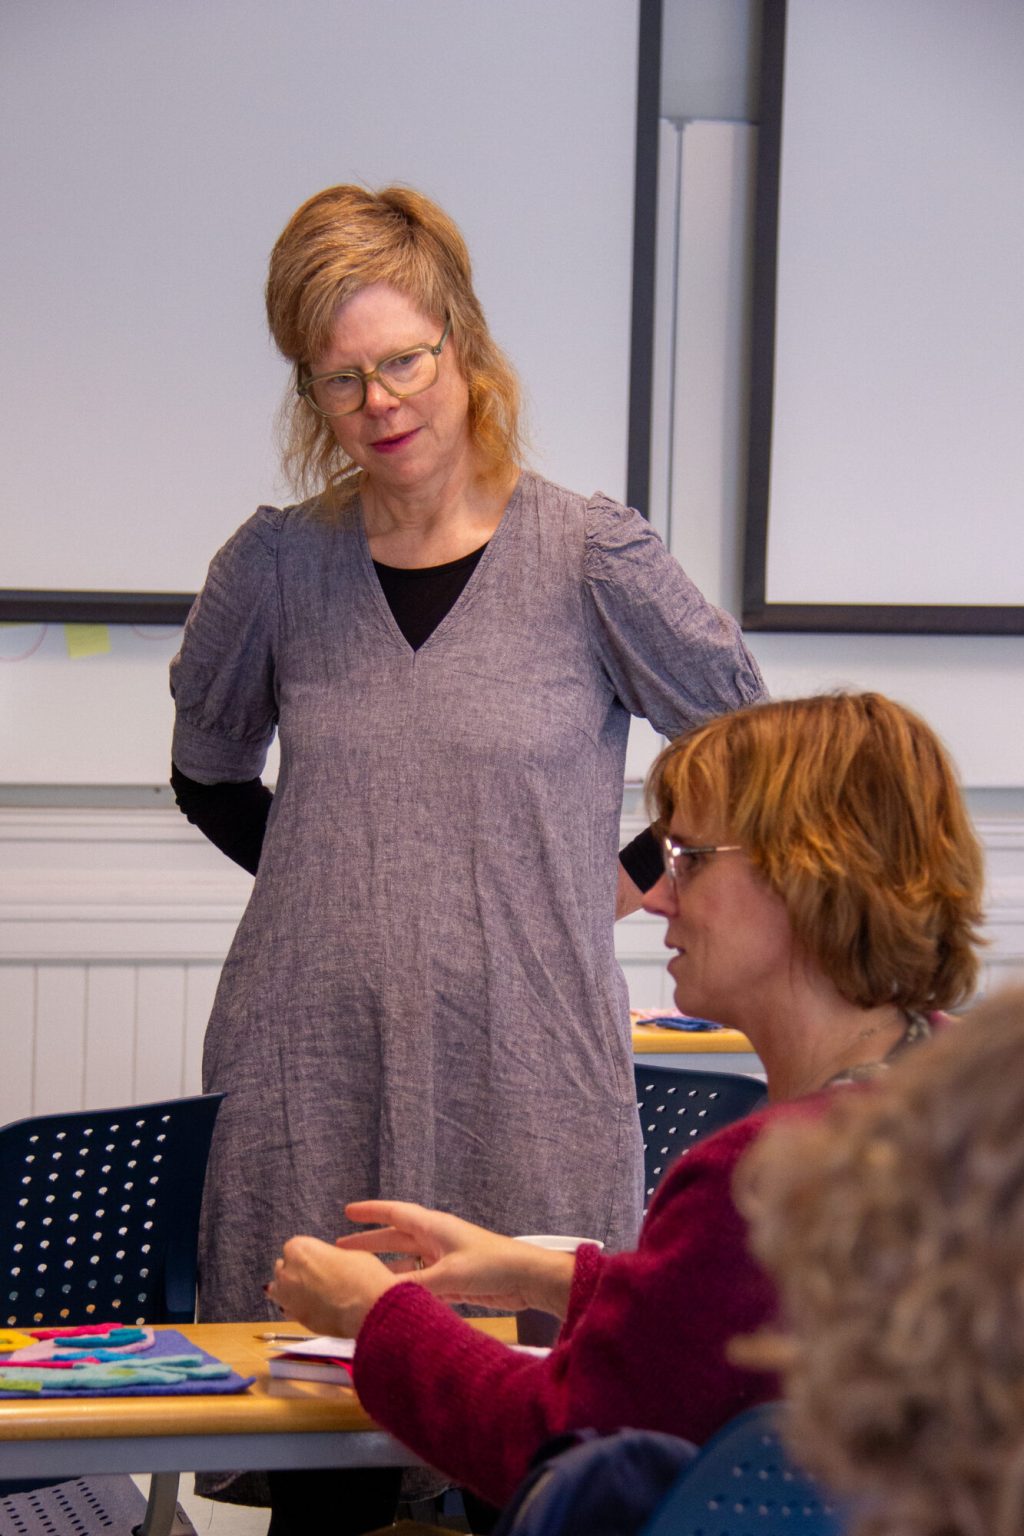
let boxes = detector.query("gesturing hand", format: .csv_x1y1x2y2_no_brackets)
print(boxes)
337,1200,575,1318
267,1236,399,1339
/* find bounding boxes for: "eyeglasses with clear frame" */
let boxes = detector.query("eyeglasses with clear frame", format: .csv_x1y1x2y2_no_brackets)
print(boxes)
660,835,743,887
297,319,452,418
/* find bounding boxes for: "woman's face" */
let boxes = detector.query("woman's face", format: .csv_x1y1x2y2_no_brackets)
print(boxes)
308,282,472,498
642,812,797,1032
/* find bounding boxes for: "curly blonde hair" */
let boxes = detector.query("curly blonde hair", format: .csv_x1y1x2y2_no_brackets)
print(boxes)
737,988,1024,1536
646,692,984,1013
265,183,522,511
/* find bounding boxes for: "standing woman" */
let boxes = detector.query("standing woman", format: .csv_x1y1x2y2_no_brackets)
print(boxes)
170,184,765,1528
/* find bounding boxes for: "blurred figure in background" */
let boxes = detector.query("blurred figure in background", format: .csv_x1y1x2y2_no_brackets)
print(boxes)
739,987,1024,1536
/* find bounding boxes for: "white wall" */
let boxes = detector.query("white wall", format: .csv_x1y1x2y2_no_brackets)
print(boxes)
1,0,638,784
6,0,1019,794
656,0,1024,793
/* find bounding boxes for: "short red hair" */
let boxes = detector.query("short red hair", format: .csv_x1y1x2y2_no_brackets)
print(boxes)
647,693,984,1011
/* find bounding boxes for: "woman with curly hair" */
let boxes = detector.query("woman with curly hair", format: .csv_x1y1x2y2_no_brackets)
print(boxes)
739,985,1024,1536
268,691,985,1515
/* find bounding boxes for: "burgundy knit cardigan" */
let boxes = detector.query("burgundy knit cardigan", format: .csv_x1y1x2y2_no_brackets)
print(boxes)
353,1104,799,1506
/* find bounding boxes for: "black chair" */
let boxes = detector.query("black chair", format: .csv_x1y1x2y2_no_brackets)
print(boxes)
638,1402,847,1535
0,1092,224,1536
635,1064,766,1211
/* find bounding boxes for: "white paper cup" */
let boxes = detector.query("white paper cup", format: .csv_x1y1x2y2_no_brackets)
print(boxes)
513,1234,605,1345
513,1234,605,1253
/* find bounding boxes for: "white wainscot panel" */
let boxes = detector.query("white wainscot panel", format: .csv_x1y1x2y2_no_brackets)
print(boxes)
0,808,252,1117
1,806,1022,1119
981,818,1024,996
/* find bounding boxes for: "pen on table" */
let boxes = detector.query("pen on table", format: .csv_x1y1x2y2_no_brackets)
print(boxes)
257,1331,312,1342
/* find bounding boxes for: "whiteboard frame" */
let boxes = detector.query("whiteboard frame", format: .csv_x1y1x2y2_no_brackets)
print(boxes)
742,0,1024,637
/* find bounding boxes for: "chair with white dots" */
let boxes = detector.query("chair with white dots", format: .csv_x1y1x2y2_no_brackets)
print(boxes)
638,1403,847,1536
0,1092,223,1535
635,1065,766,1213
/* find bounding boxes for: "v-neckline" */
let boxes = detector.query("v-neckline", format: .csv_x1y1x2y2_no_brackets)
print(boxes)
355,473,524,654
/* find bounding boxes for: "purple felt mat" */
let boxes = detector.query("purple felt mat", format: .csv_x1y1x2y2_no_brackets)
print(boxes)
0,1328,254,1398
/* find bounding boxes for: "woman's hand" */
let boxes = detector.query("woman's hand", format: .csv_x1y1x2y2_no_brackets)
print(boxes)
267,1236,399,1338
337,1200,577,1319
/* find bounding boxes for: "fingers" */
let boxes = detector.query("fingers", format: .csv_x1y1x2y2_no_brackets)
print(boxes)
267,1236,401,1338
345,1199,425,1226
389,1256,427,1276
335,1228,418,1255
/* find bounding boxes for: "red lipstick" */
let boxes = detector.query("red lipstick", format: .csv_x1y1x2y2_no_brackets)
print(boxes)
370,429,420,454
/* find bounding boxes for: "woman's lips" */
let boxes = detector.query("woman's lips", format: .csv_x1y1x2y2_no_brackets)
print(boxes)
370,428,420,454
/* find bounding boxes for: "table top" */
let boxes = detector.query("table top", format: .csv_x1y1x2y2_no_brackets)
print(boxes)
0,1318,516,1446
631,1023,753,1054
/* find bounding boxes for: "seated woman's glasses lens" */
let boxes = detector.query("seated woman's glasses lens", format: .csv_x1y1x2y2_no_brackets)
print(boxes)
661,837,742,884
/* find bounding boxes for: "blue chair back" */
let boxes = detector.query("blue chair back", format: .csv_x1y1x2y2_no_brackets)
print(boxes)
639,1404,847,1536
0,1092,224,1328
635,1064,766,1210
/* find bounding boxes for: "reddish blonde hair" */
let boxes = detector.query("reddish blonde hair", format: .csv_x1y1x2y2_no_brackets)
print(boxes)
265,183,523,510
738,988,1024,1536
646,693,984,1012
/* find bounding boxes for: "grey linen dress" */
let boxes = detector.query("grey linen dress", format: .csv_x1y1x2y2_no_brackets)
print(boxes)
171,470,765,1326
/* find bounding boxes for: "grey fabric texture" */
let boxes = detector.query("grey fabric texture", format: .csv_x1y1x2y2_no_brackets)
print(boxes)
170,470,766,1326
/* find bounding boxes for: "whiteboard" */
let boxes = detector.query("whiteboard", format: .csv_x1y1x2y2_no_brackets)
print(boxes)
744,0,1024,634
0,0,638,620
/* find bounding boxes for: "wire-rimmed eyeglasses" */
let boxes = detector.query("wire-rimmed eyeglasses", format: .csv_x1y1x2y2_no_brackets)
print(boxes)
661,835,743,886
297,319,452,418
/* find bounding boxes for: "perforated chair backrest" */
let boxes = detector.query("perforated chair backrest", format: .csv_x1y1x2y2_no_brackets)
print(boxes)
639,1403,847,1536
0,1092,224,1328
635,1064,766,1211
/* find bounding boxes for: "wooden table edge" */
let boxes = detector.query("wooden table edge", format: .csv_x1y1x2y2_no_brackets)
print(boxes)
631,1024,753,1054
0,1317,517,1444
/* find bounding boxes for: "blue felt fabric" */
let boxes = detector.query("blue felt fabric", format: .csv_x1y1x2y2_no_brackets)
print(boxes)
635,1013,723,1031
0,1328,254,1398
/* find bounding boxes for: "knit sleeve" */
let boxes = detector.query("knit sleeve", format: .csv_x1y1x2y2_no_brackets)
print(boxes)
560,1238,604,1338
352,1113,780,1508
169,507,283,783
583,493,766,740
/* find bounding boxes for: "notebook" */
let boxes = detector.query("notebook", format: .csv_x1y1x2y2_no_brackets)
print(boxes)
267,1334,355,1385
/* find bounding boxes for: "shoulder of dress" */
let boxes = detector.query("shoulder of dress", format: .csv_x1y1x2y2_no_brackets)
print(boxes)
516,473,646,534
586,488,633,518
249,504,287,536
580,490,669,576
246,497,359,547
515,468,587,514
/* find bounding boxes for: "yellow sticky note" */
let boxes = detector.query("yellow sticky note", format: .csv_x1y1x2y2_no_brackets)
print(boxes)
64,624,111,658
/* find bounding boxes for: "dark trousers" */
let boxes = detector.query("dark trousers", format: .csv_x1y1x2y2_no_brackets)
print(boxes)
266,1467,402,1535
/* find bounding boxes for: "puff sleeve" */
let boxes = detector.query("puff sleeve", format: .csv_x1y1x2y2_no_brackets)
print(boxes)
583,493,766,739
169,507,282,784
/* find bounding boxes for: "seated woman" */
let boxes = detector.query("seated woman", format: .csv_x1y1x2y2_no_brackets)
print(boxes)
737,984,1024,1536
268,692,984,1509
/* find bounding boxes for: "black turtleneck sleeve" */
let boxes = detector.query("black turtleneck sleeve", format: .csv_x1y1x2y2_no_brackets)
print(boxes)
170,762,272,876
617,825,663,892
